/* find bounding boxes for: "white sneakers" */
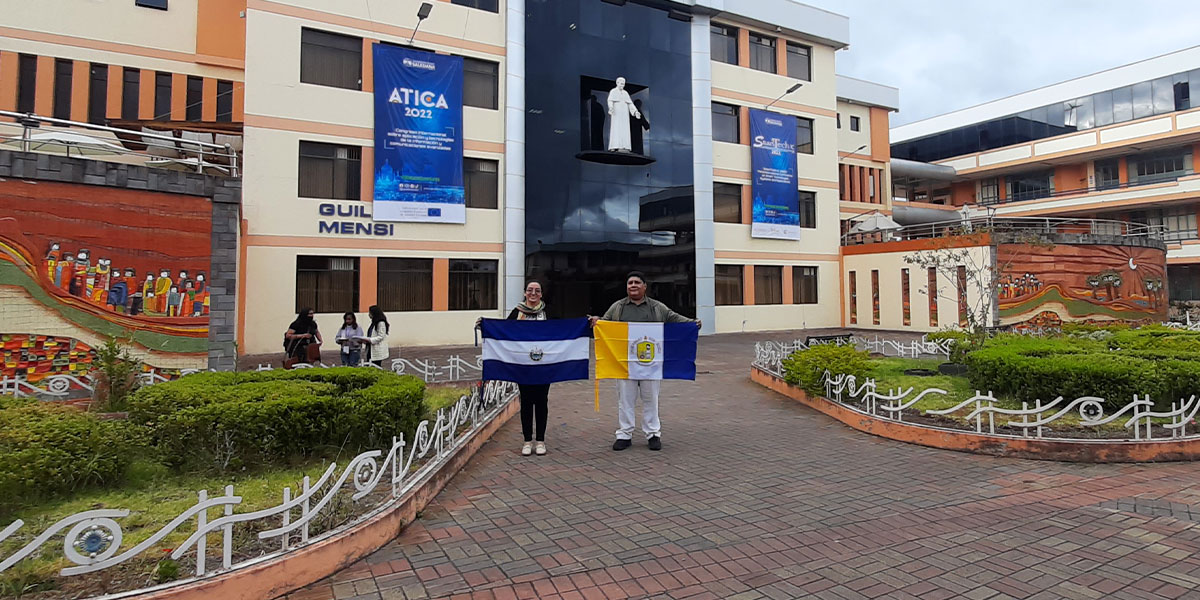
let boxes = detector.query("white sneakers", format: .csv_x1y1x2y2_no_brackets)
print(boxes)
535,441,547,456
520,441,548,456
521,442,533,456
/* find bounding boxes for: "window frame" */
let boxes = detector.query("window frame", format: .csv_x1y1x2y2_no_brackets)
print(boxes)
295,255,360,314
17,54,37,114
785,41,811,81
377,258,433,312
710,24,738,66
793,266,818,304
849,115,860,132
216,80,233,122
463,157,499,209
154,71,172,120
798,190,817,229
448,259,499,311
796,117,814,155
300,28,363,91
712,102,740,144
715,265,743,306
463,57,499,110
186,75,203,122
747,32,776,73
754,265,783,305
87,63,108,125
52,59,73,120
121,68,140,120
713,182,742,224
298,141,362,200
135,0,169,9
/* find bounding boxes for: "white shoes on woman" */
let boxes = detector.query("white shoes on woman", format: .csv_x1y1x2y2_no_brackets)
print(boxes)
520,441,548,456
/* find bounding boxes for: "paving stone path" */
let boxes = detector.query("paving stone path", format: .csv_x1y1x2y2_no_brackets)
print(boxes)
285,332,1200,600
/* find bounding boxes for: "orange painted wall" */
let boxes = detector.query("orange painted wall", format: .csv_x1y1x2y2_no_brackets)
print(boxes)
195,0,247,65
736,29,750,68
170,73,187,121
869,107,890,162
742,265,755,306
201,78,217,121
0,53,17,113
950,181,975,206
739,185,752,225
106,65,123,119
69,60,89,122
358,257,377,312
34,56,54,116
1054,163,1088,194
782,266,793,304
137,68,155,120
432,259,449,311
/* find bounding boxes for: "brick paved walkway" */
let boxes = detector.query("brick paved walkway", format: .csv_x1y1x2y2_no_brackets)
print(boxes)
284,332,1200,600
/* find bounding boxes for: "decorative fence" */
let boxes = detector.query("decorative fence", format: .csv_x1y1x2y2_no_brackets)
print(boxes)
753,341,1200,442
0,380,518,581
752,335,951,369
0,355,484,400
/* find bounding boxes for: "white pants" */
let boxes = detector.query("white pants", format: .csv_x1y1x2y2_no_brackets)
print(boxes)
616,379,661,440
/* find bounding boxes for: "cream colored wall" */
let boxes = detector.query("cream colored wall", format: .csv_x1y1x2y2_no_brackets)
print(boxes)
712,259,841,333
843,245,993,332
836,101,871,154
276,0,506,50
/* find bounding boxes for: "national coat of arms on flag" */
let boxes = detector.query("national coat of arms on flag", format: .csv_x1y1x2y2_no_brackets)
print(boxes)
593,321,697,381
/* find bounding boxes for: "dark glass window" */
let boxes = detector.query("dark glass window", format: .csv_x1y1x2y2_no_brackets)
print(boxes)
796,117,813,154
1169,265,1200,302
216,80,233,122
154,71,171,119
300,28,362,90
186,75,203,121
1152,76,1174,114
378,258,432,311
798,190,816,228
88,63,107,124
1175,80,1191,111
1006,172,1054,202
710,25,737,65
17,54,37,114
464,158,498,209
121,68,140,119
1132,81,1153,119
52,59,72,120
712,102,739,143
450,0,498,12
1096,159,1120,190
715,265,742,306
927,268,938,327
1112,86,1133,122
296,255,359,313
979,178,999,204
1129,148,1193,185
1093,90,1113,127
748,32,775,73
464,57,498,109
848,271,857,324
1140,207,1198,242
872,269,881,325
713,182,741,224
900,268,910,325
754,266,782,305
785,41,810,81
793,266,817,304
849,115,860,132
298,141,361,200
448,259,498,310
135,0,168,9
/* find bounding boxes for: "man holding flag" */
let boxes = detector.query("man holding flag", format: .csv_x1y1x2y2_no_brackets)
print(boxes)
590,271,700,452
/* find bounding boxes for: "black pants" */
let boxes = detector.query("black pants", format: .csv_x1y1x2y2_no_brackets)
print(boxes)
518,384,550,442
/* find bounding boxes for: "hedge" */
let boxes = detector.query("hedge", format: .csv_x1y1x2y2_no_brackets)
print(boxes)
127,368,426,471
782,344,872,397
0,396,135,508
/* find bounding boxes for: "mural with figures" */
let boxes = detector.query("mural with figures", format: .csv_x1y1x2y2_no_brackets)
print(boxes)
0,180,211,367
996,243,1168,327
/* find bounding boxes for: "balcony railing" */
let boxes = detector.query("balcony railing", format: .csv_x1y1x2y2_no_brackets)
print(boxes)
0,110,240,177
978,171,1196,206
842,216,1166,246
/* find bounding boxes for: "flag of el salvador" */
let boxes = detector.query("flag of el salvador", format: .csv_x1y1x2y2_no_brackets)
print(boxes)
480,318,591,385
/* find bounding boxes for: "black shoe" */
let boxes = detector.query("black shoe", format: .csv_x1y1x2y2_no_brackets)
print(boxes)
612,438,632,451
648,436,662,451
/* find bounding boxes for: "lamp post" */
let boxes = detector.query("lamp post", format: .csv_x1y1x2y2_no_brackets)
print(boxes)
764,83,803,110
408,3,433,45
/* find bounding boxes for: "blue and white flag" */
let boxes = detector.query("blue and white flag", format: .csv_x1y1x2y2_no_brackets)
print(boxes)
480,318,591,385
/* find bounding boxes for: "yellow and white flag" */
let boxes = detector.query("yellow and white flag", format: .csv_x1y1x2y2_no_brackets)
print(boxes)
592,320,698,409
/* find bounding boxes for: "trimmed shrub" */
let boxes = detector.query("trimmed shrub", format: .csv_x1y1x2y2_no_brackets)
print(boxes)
782,344,872,397
127,368,426,471
0,399,135,508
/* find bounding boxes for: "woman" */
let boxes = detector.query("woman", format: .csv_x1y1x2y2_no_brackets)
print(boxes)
285,307,322,364
365,305,390,367
508,281,551,457
335,312,365,366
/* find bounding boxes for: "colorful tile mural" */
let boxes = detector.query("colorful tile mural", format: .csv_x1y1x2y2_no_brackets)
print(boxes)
1,334,94,382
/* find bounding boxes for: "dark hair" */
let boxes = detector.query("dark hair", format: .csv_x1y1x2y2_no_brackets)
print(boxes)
298,307,314,318
368,305,389,336
524,280,542,290
342,312,358,328
625,271,646,284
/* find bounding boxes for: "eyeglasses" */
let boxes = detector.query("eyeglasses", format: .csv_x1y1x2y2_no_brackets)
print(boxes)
526,289,542,294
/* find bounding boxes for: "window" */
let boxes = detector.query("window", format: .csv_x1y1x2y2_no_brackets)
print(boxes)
748,32,776,73
298,141,361,200
710,25,737,65
871,270,880,325
378,258,432,311
154,71,171,120
796,117,813,154
848,271,857,324
300,28,362,90
979,178,999,205
1175,80,1191,111
1139,207,1198,242
216,80,233,122
53,59,72,120
927,268,938,327
186,76,203,121
754,266,782,305
715,265,743,306
295,256,359,313
1169,265,1200,302
798,190,816,228
836,113,841,129
786,42,811,81
17,54,36,114
450,0,497,12
849,116,860,132
135,0,168,9
122,68,140,119
1005,172,1054,202
464,158,498,209
463,57,498,109
448,260,498,310
88,63,108,124
713,182,741,224
1096,159,1120,190
712,102,739,143
901,268,911,326
793,266,817,304
957,265,968,328
1129,149,1193,185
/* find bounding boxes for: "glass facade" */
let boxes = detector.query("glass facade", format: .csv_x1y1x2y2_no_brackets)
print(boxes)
894,68,1200,163
525,0,695,318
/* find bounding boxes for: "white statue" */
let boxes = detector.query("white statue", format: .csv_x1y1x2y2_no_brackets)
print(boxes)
606,77,641,153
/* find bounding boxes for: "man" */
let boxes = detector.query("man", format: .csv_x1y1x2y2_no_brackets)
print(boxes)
590,271,700,451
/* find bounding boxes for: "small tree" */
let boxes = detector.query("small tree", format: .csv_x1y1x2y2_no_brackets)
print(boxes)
92,336,142,412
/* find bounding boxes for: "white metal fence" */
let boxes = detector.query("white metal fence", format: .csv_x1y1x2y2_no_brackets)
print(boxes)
0,380,518,582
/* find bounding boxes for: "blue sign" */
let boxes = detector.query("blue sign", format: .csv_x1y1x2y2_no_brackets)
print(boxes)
373,45,464,223
749,108,800,240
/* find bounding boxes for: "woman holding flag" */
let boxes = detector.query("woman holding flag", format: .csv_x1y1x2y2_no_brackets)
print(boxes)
479,281,554,456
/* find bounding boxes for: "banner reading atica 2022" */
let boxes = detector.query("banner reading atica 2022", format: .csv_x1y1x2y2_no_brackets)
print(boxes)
373,45,464,223
749,108,800,240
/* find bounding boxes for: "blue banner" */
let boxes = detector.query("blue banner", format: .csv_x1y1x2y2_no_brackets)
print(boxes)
372,45,464,223
749,108,800,240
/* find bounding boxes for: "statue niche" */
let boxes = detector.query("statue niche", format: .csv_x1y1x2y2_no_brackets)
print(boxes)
577,75,655,166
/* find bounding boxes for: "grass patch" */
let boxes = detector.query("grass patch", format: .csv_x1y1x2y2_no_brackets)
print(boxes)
867,358,984,412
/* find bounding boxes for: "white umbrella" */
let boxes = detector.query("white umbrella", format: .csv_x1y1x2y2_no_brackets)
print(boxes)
848,212,901,233
1,131,127,157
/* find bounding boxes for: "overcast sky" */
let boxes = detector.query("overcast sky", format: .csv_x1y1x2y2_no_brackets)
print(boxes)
799,1,1200,127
